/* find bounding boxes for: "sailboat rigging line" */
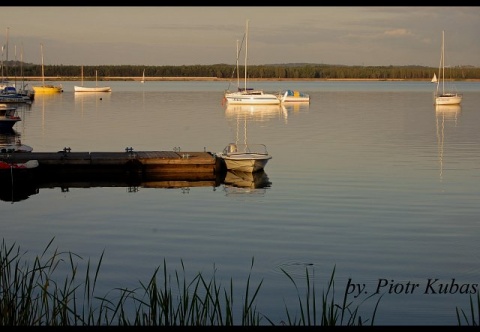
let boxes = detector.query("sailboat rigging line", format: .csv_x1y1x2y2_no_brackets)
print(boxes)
227,31,246,91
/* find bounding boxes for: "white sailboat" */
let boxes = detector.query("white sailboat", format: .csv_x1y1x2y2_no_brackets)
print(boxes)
224,19,280,105
434,30,462,105
74,67,112,93
431,72,438,83
140,69,145,83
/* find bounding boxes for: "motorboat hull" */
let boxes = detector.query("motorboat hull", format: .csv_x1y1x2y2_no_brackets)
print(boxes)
220,154,271,173
217,143,272,173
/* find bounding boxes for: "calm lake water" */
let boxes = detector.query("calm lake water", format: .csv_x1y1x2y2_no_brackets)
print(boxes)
2,80,480,325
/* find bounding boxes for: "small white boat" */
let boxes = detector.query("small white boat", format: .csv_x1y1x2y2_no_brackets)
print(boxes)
74,85,112,93
431,73,438,83
74,68,112,93
278,90,310,103
216,143,272,173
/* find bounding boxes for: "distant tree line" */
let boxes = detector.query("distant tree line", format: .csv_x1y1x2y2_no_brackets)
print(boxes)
3,61,480,80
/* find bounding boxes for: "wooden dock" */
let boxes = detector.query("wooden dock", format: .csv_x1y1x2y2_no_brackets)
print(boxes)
0,149,226,180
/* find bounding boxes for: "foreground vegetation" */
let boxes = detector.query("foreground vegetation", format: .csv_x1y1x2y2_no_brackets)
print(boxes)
0,238,478,326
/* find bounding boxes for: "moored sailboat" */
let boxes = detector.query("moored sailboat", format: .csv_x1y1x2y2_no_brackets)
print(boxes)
74,67,112,92
433,31,462,105
224,19,280,106
32,43,63,94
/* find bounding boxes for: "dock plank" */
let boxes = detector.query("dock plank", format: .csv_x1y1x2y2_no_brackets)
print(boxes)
0,150,225,176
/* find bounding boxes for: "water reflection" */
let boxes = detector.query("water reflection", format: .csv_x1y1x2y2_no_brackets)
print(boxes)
74,91,111,116
223,169,271,197
34,93,64,131
435,104,461,181
0,170,225,203
224,104,286,122
281,102,310,114
0,181,39,204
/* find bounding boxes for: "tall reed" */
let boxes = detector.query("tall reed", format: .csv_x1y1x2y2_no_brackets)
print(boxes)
456,292,480,326
1,238,382,326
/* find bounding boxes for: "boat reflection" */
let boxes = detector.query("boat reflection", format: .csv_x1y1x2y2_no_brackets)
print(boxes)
435,104,461,181
74,91,112,102
74,91,111,114
0,181,39,204
0,171,225,204
281,102,310,114
225,104,286,122
223,169,272,197
35,92,64,129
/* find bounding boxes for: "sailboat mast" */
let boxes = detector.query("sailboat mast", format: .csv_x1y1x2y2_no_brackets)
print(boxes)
244,19,248,91
5,27,9,79
441,30,445,95
40,43,45,86
20,44,24,89
236,39,240,90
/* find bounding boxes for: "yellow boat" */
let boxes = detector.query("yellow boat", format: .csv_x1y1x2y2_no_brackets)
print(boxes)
32,85,63,94
32,43,63,94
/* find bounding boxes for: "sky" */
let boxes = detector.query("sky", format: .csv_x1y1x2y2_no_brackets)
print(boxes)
1,7,479,68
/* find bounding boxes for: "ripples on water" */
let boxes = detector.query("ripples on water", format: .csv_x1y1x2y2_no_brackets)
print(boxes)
1,80,480,325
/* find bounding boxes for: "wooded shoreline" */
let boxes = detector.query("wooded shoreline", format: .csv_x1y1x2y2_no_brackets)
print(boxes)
22,77,480,82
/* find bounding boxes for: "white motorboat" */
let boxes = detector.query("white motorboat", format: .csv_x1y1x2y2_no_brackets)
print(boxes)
217,143,272,173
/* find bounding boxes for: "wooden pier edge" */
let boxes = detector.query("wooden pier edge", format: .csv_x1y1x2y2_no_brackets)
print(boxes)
0,150,228,179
